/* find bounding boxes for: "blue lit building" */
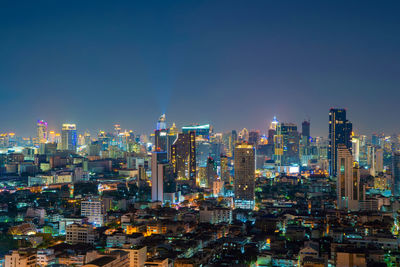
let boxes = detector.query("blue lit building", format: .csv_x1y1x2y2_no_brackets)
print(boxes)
328,108,352,177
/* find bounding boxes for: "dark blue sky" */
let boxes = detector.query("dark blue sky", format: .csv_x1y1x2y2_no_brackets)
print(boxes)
1,1,399,137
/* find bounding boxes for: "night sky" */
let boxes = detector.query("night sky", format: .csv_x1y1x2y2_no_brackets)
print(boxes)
1,1,399,137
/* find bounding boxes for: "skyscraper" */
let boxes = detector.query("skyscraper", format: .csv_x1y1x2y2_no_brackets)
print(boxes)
281,123,300,165
61,124,77,151
206,157,217,188
154,129,168,152
234,143,255,210
337,145,361,210
302,120,310,138
392,152,400,197
329,108,352,177
151,151,169,202
220,155,230,184
248,130,260,146
170,131,196,181
301,120,310,146
157,114,167,130
37,120,48,144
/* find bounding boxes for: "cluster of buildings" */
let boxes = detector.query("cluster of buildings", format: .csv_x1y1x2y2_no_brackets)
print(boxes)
0,109,399,266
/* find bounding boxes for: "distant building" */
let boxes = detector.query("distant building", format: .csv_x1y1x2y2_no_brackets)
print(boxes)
37,120,48,144
329,108,352,177
234,143,255,209
392,152,400,197
61,123,77,151
248,130,260,146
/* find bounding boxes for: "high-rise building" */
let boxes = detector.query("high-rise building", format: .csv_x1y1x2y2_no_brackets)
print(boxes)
301,120,310,146
156,114,167,130
248,130,260,146
37,120,48,144
114,124,121,136
274,123,283,167
182,124,210,140
281,123,300,165
392,152,400,197
154,129,168,152
234,143,255,210
61,124,77,151
302,120,310,137
337,145,362,210
270,116,278,131
238,128,249,141
151,151,171,202
206,157,217,188
231,130,238,144
352,136,360,163
170,132,196,181
375,148,383,174
220,155,230,184
329,108,352,177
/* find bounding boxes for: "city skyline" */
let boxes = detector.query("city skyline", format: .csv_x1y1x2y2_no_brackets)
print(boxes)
1,1,400,136
1,2,400,265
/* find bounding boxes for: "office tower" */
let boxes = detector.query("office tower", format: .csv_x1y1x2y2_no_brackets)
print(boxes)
151,151,168,202
197,141,211,167
239,128,249,141
281,123,300,165
274,123,283,167
231,130,238,143
114,124,121,136
81,199,104,227
301,120,310,145
302,120,310,138
182,124,210,140
169,122,178,136
210,142,222,165
84,131,91,145
48,131,56,143
375,148,383,174
248,130,260,146
371,133,379,146
220,155,230,184
61,124,77,151
170,132,196,181
352,136,360,163
154,129,168,152
206,157,217,188
337,145,361,210
234,143,255,210
267,128,276,146
329,108,352,177
157,114,167,130
37,120,48,144
392,152,400,197
270,116,278,131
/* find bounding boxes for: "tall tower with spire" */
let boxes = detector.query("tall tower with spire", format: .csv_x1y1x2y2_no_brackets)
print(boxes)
157,114,167,130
